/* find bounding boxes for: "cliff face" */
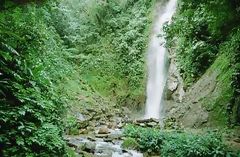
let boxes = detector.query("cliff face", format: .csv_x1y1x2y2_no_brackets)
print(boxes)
165,51,235,128
163,0,240,128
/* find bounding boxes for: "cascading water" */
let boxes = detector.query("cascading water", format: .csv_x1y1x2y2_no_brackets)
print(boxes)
144,0,177,120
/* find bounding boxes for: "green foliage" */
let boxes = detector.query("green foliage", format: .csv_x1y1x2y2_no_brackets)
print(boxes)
64,115,79,135
0,0,155,156
165,0,240,125
122,137,140,150
123,125,237,156
165,0,238,86
0,2,72,156
50,0,155,108
221,28,240,124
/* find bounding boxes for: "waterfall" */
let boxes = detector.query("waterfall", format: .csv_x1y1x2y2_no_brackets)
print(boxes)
144,0,177,120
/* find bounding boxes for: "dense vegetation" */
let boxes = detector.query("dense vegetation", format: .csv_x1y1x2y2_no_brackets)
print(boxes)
1,0,240,156
124,125,239,157
0,2,70,156
52,0,154,108
0,0,154,156
165,0,240,125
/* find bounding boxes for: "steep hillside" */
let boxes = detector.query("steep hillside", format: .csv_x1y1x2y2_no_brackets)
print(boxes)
0,0,156,156
165,0,240,128
52,0,156,110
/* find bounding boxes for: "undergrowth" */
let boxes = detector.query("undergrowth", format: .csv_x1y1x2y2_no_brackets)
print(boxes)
123,125,240,157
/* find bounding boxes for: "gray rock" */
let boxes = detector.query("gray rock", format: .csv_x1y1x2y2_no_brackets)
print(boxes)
108,129,122,140
139,123,146,127
87,136,96,141
147,122,158,127
66,137,85,148
95,142,122,157
96,134,109,138
77,141,96,153
98,126,109,134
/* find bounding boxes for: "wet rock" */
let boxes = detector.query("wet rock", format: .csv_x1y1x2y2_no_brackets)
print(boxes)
74,112,86,121
106,113,114,118
108,129,122,140
122,107,131,115
78,150,94,157
103,138,113,142
98,126,109,134
114,117,122,124
100,121,106,125
168,79,179,92
146,122,158,127
94,115,102,121
107,122,118,129
87,136,96,141
77,141,96,153
86,108,96,113
66,137,85,149
87,126,95,132
96,134,109,138
166,89,174,100
166,59,185,102
117,123,124,129
79,129,89,134
95,142,122,157
67,141,78,149
139,123,146,127
136,118,159,123
123,115,130,122
78,120,89,129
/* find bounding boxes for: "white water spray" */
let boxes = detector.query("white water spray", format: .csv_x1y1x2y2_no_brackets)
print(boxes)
144,0,177,120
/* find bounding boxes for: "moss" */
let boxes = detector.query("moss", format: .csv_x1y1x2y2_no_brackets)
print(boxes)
201,50,234,127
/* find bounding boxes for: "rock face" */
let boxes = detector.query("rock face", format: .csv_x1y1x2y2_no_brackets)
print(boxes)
164,50,213,128
165,52,185,103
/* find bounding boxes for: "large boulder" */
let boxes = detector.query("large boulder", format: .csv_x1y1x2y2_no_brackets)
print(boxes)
98,126,109,134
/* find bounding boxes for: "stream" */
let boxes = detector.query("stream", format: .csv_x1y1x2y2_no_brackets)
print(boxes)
66,128,143,157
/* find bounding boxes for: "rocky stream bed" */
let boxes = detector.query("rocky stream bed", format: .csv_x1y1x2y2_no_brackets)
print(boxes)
64,105,162,157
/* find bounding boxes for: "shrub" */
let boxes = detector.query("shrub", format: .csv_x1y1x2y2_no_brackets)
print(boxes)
123,125,236,156
122,137,140,150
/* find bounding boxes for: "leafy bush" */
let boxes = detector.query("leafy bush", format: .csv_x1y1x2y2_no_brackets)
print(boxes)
123,125,236,156
122,137,140,150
